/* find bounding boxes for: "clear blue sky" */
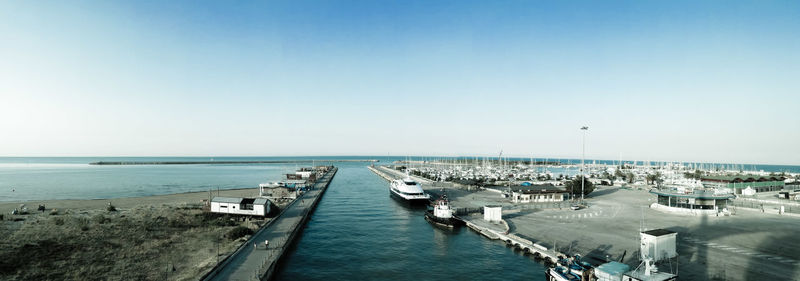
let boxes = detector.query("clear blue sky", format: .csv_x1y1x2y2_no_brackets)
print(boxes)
1,1,798,164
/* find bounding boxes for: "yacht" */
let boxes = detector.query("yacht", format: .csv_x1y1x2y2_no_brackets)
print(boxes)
390,177,430,204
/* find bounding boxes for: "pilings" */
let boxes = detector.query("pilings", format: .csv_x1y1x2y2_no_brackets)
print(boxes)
462,216,565,265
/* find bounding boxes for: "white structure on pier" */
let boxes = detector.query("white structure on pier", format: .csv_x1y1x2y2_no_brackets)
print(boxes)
483,205,502,222
211,197,272,216
640,229,677,262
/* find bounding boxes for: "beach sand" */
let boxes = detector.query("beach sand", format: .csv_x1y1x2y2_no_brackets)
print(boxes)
0,188,270,281
0,188,259,213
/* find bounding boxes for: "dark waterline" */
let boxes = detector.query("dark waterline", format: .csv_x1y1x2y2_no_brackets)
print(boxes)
273,163,547,281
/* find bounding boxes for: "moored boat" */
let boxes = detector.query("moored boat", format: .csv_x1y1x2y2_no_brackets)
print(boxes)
424,190,463,228
389,173,431,204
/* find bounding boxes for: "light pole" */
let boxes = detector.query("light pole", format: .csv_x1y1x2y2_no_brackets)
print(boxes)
581,126,589,203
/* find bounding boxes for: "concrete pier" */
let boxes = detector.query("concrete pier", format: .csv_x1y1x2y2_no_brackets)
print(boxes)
367,165,432,184
460,215,564,264
202,167,338,281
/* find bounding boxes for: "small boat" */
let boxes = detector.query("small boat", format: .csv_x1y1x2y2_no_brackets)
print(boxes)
545,266,581,281
424,190,463,228
545,255,593,281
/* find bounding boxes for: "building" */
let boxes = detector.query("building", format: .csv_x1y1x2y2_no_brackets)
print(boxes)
701,175,785,194
508,184,568,203
210,197,272,216
649,187,735,215
640,229,677,262
484,205,502,222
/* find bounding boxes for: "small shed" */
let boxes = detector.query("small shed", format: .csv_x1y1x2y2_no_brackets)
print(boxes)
484,205,502,222
640,229,677,262
210,197,272,216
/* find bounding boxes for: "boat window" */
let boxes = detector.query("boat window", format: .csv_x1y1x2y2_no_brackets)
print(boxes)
404,181,417,185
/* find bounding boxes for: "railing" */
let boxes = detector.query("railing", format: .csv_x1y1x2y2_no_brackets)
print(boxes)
730,200,800,214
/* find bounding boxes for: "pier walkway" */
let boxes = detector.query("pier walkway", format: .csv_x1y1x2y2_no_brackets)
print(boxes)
368,165,432,184
203,167,338,281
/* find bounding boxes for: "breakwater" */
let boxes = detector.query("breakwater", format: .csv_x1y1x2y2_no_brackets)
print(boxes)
202,167,337,281
90,160,378,165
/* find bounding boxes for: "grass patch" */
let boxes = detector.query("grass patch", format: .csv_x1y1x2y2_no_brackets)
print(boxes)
0,205,262,281
226,226,253,240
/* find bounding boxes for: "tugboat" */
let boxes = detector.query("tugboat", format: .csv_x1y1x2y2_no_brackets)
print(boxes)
424,190,463,228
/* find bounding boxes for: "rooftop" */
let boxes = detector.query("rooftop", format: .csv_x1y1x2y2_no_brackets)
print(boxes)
507,184,567,194
649,188,736,200
701,175,785,183
642,229,676,237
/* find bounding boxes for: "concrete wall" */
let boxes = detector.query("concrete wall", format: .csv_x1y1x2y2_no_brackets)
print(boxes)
650,203,719,216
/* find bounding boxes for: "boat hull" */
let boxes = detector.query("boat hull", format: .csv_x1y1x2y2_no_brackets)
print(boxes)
424,210,464,228
389,189,430,205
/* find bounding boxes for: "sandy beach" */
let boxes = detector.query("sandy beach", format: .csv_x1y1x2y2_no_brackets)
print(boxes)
0,188,260,213
0,188,271,281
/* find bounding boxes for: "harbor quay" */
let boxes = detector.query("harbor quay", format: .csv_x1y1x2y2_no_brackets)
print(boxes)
203,167,338,281
369,164,800,281
368,166,568,264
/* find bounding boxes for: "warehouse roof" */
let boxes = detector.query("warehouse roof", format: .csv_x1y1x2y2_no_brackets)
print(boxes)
701,175,785,183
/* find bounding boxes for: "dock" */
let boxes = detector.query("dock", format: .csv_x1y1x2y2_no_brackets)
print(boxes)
460,215,564,264
202,167,338,281
367,165,432,183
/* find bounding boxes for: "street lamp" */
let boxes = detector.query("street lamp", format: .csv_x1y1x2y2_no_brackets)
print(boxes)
581,126,589,203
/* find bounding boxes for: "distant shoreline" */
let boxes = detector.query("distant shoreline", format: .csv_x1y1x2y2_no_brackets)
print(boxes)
89,159,378,165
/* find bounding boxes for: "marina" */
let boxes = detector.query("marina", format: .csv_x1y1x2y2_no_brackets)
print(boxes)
369,160,800,280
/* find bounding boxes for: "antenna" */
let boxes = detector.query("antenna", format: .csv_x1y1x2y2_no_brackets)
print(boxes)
640,205,646,232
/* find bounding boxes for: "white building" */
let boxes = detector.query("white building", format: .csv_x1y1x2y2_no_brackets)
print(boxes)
484,205,502,222
509,184,567,203
210,197,272,216
640,229,677,262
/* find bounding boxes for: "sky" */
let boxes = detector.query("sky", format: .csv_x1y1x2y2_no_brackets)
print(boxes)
0,1,798,165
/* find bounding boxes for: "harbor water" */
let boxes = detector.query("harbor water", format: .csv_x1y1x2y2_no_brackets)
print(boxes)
273,163,547,281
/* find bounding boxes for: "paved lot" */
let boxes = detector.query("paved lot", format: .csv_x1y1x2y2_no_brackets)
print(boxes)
431,185,800,280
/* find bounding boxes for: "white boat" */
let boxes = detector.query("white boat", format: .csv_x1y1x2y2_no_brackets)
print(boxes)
390,177,430,204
